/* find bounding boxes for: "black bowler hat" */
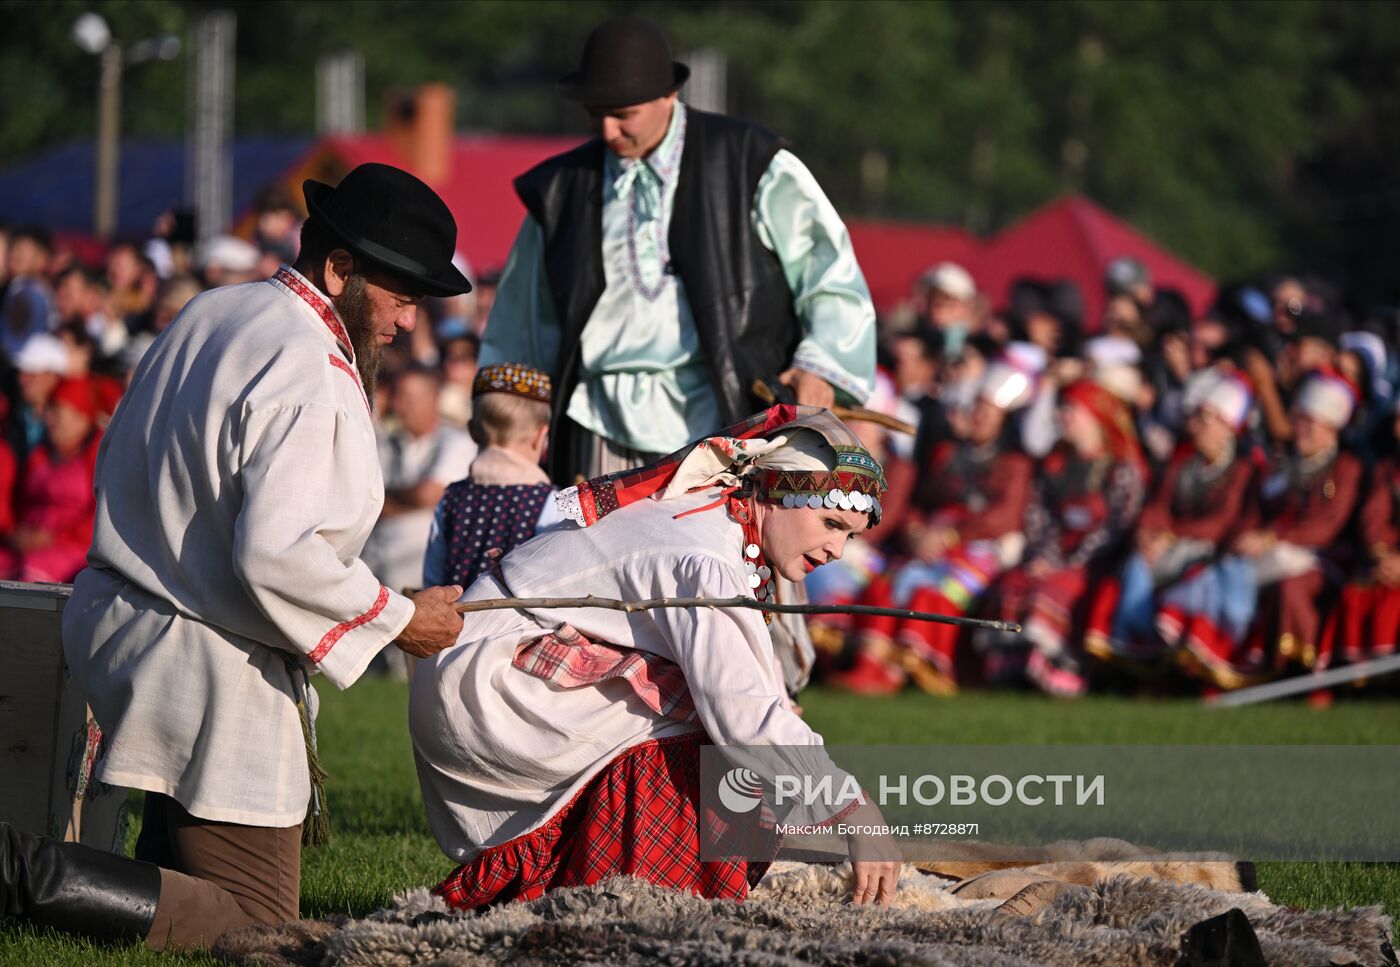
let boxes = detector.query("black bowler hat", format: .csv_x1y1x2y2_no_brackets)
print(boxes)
302,163,472,297
559,17,689,107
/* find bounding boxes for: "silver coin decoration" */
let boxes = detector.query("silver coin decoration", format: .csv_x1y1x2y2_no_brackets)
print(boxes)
748,573,762,589
745,543,760,559
806,494,823,510
838,493,853,510
757,565,771,580
781,494,795,508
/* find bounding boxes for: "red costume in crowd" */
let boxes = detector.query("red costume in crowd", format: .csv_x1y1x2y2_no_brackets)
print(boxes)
1328,456,1400,662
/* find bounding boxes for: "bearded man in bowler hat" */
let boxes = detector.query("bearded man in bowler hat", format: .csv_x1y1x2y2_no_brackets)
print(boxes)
1,164,470,950
483,16,877,484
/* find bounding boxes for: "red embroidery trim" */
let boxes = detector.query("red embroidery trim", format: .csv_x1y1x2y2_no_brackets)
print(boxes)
326,354,371,413
310,585,390,664
273,267,352,355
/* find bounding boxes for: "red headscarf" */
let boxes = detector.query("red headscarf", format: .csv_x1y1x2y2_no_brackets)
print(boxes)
1059,379,1145,471
49,377,100,422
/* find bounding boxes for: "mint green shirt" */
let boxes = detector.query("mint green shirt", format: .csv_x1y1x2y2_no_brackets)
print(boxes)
483,103,875,455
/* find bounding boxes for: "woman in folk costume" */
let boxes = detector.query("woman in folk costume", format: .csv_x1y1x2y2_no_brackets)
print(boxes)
0,377,103,582
1329,397,1400,663
1088,369,1258,667
1187,369,1363,687
829,359,1036,696
987,379,1146,697
410,406,900,910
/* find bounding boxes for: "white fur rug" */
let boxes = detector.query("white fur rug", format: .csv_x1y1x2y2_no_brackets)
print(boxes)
214,861,1394,966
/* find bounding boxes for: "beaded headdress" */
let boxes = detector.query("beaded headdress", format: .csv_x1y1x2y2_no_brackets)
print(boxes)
556,405,888,528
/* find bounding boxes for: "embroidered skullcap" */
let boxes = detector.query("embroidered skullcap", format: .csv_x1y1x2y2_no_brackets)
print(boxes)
473,362,552,404
1293,368,1358,430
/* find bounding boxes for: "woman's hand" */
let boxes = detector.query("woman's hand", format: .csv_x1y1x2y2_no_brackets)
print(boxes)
845,800,901,906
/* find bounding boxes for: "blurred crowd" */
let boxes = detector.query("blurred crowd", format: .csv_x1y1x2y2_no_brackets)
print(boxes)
3,191,1397,700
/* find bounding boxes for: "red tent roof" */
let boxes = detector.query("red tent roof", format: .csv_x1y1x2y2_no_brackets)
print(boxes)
846,220,981,313
975,195,1216,328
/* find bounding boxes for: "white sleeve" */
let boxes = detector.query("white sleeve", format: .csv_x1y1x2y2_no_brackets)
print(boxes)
233,403,414,689
655,554,859,824
653,554,821,749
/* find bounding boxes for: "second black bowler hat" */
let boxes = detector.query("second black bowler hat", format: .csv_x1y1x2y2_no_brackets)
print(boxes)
559,17,689,107
303,163,472,297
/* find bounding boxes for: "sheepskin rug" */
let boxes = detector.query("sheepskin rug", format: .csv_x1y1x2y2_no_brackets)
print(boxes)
215,860,1394,966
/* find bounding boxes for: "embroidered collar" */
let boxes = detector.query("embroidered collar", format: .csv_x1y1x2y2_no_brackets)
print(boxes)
269,266,354,359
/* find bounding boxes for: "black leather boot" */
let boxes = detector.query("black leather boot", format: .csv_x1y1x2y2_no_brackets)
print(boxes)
1,821,160,944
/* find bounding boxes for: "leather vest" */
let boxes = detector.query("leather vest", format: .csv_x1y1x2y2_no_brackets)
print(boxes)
514,108,800,482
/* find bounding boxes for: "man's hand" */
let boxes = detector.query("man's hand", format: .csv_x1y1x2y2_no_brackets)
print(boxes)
395,585,465,659
845,800,901,906
778,368,836,409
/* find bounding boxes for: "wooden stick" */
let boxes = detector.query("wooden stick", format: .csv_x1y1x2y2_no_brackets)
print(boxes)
454,594,1021,633
751,379,917,436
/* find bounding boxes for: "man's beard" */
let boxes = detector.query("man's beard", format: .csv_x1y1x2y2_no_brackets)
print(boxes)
334,274,381,404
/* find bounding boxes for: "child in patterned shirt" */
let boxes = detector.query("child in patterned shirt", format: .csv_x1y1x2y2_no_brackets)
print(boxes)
423,364,565,588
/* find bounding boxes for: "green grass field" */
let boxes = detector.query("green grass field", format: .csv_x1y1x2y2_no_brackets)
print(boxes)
3,680,1397,965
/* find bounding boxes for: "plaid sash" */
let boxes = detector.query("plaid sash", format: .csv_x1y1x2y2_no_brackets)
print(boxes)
513,624,697,723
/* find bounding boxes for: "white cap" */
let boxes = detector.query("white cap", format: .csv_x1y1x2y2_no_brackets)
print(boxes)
13,333,70,375
196,235,261,274
1294,372,1357,430
1192,371,1252,431
920,261,976,300
1084,334,1142,369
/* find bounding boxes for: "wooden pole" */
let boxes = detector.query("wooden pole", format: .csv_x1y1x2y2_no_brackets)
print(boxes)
455,594,1021,633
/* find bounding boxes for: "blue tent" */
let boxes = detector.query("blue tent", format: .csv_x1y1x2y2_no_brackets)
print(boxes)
0,137,311,237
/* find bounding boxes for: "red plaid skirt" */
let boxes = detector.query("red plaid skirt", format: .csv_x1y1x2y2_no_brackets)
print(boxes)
433,732,765,910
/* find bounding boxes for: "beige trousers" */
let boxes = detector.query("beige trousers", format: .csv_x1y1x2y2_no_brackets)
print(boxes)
136,792,301,951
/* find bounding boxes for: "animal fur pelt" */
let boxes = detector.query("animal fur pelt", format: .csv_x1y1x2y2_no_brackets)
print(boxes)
214,859,1394,967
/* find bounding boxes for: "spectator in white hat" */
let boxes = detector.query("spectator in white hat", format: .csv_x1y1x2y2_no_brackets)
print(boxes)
1095,368,1257,675
196,235,264,288
918,261,978,359
13,332,71,453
